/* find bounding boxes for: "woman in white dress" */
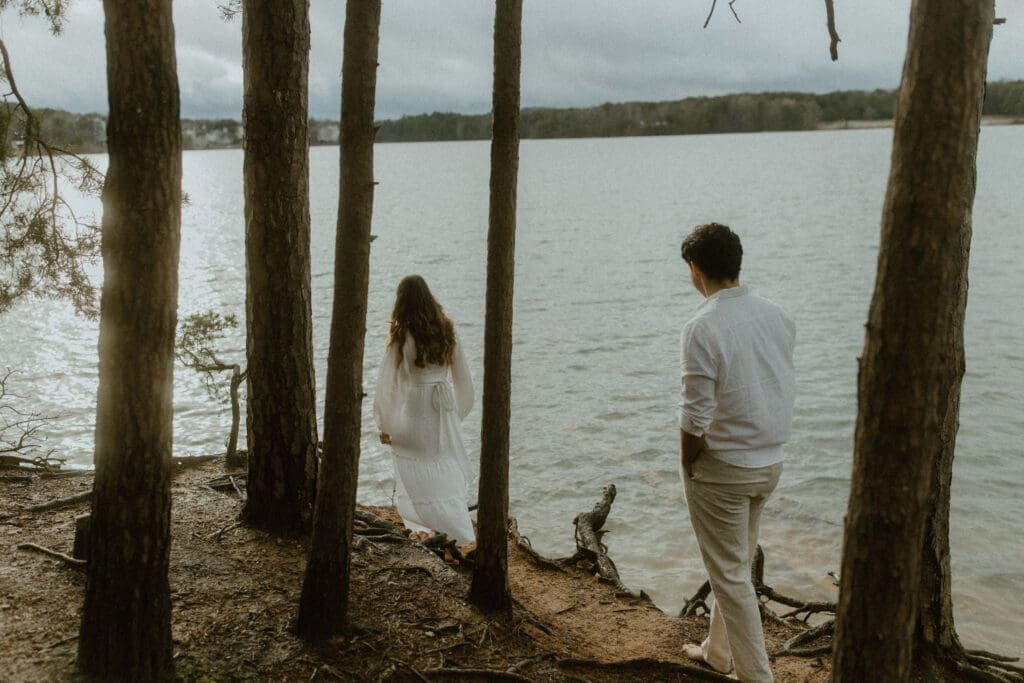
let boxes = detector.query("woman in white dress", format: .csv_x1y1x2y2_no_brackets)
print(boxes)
373,275,476,544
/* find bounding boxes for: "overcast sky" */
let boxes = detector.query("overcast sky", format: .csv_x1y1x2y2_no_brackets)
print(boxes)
2,1,1022,121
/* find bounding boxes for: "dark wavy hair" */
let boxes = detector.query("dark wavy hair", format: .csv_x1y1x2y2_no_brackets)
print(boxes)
680,222,743,282
388,275,456,368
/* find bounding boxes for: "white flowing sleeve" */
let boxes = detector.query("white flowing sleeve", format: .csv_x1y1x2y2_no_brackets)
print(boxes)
451,335,474,421
373,343,404,434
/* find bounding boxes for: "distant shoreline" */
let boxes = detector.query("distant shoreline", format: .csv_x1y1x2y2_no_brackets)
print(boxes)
816,115,1021,130
26,81,1024,153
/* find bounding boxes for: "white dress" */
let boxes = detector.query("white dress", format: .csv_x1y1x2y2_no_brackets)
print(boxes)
373,333,476,543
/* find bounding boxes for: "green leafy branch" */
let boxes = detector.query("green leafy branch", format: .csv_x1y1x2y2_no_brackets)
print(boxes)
1,15,103,317
176,310,248,466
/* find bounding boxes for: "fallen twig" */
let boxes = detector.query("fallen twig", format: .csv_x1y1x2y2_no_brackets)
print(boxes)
205,521,243,541
228,474,246,500
17,542,86,567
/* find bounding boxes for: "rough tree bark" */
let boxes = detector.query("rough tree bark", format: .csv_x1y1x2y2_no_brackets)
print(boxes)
295,0,380,639
77,0,181,679
241,0,319,535
833,1,994,681
469,0,522,614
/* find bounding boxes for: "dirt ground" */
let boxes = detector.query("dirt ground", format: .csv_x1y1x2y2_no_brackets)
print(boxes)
1,457,832,682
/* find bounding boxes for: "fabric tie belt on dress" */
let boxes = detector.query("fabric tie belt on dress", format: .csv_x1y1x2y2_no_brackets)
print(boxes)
413,379,455,412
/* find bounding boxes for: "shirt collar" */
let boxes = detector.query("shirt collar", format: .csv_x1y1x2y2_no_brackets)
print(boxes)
699,284,749,308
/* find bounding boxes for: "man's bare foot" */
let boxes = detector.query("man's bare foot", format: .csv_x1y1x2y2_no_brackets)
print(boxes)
682,643,705,663
682,644,737,678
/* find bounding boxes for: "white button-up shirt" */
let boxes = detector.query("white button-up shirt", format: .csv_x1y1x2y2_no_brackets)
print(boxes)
679,285,796,468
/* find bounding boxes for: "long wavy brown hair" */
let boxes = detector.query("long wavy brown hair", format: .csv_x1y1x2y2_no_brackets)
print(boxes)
388,275,456,368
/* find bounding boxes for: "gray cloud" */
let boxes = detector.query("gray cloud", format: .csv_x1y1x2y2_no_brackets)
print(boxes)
1,0,1021,121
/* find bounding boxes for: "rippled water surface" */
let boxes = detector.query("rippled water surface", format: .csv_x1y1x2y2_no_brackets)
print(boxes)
3,128,1021,653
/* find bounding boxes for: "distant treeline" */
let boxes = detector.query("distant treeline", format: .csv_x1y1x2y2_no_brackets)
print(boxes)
376,80,1024,142
13,80,1024,152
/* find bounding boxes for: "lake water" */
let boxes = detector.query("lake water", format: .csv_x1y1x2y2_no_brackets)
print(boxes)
2,127,1022,653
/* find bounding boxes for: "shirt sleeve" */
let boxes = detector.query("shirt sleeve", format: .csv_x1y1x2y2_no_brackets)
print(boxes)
451,334,474,421
679,321,718,437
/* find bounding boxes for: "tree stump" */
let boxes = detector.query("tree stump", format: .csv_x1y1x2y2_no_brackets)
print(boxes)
73,513,91,560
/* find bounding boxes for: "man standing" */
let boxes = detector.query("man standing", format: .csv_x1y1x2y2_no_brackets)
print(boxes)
677,223,795,682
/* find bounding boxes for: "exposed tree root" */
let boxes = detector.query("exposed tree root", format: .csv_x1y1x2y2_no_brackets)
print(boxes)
952,649,1024,683
778,619,834,657
679,545,840,658
22,489,92,512
509,517,567,572
421,667,534,681
558,656,737,681
16,542,86,568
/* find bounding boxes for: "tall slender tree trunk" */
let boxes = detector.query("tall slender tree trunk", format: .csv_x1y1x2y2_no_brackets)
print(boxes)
469,0,522,614
295,0,380,639
833,2,994,680
77,0,181,678
241,0,319,535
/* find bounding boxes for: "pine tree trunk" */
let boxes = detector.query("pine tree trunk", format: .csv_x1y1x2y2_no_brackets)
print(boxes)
295,0,380,639
469,0,522,614
77,0,181,679
910,3,994,674
832,1,993,680
241,0,319,535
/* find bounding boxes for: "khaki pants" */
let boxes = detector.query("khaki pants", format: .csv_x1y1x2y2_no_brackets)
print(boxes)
683,456,783,683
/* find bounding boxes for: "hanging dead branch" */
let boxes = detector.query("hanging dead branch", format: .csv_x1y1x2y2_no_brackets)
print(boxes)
824,0,841,60
703,0,741,29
